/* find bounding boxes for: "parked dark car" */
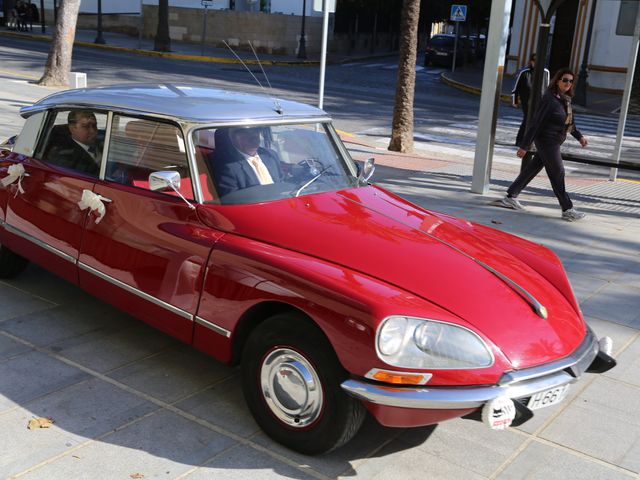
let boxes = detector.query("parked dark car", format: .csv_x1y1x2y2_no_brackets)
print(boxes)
424,34,466,67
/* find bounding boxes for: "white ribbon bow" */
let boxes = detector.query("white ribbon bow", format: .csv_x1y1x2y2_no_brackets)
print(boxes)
78,189,111,224
1,163,28,197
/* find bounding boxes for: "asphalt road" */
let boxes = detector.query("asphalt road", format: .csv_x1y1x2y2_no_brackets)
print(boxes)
1,36,639,182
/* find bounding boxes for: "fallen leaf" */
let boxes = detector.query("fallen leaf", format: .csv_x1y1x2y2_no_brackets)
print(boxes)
130,474,145,479
27,417,54,430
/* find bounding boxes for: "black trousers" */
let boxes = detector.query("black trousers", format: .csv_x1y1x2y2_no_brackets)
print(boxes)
507,139,573,211
515,103,528,147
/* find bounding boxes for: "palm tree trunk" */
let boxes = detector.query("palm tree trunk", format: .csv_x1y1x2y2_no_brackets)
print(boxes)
154,0,171,52
388,0,420,153
38,0,81,86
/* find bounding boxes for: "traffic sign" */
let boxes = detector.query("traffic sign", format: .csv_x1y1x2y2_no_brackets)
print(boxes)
313,0,336,12
450,4,467,22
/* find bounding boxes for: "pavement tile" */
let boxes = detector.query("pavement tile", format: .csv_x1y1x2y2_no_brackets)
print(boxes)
107,345,235,403
348,438,486,480
0,332,32,361
25,377,158,440
495,440,635,479
0,302,132,348
603,333,640,387
18,409,237,480
251,416,402,478
563,251,637,283
0,406,84,478
0,350,90,413
396,417,526,477
175,374,260,438
580,283,640,329
566,271,609,303
183,444,317,480
585,316,639,357
539,376,640,473
0,281,56,323
52,321,179,373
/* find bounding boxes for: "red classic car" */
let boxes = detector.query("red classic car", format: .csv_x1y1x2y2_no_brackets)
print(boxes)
0,84,615,454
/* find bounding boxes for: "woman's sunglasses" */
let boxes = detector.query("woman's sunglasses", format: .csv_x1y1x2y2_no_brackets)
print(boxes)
561,77,574,84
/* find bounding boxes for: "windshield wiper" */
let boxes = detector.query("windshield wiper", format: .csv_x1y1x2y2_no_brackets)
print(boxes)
294,165,335,197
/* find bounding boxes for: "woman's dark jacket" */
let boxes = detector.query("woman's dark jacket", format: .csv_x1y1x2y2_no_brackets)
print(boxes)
519,90,583,150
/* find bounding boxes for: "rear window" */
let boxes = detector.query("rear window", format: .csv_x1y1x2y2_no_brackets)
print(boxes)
430,36,454,47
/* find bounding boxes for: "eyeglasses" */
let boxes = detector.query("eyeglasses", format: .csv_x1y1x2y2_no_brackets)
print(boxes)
560,78,574,84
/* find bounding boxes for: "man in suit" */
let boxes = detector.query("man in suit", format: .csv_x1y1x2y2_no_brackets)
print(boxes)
214,127,283,196
46,110,102,176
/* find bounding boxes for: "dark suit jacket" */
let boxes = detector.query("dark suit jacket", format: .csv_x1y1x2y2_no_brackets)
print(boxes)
46,138,101,176
215,147,283,196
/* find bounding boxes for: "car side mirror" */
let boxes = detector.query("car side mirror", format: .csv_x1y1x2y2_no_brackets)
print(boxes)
149,171,195,210
357,157,375,183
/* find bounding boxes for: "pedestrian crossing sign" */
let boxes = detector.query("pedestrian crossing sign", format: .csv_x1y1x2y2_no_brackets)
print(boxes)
450,4,467,22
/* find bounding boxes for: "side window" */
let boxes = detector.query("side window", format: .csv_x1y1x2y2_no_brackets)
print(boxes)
106,116,194,200
39,110,106,177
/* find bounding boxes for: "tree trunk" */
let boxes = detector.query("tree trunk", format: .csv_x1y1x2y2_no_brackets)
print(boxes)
388,0,420,153
154,0,171,52
37,0,81,86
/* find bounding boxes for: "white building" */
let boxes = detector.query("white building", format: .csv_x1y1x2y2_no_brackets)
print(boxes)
507,0,638,93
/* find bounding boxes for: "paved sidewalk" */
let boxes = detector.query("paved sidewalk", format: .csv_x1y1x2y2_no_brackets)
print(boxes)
1,72,639,480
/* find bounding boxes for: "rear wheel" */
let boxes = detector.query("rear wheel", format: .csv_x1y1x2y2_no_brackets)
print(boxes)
0,244,28,278
241,313,366,455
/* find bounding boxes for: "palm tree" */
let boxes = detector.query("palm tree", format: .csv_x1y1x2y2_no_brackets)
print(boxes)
154,0,171,52
388,0,421,153
38,0,81,86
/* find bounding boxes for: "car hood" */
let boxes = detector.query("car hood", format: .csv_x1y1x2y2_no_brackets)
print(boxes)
198,186,585,368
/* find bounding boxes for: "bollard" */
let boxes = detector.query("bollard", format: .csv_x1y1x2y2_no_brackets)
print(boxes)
69,72,87,89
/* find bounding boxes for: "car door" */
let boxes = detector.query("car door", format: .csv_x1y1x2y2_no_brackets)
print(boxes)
2,109,106,284
77,115,221,343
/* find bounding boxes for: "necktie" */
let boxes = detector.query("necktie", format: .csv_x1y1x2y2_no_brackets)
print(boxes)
250,156,274,185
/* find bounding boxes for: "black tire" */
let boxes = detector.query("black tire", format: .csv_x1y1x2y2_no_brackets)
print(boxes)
0,244,28,278
241,313,366,455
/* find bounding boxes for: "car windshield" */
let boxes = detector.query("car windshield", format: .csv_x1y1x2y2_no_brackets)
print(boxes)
192,122,360,205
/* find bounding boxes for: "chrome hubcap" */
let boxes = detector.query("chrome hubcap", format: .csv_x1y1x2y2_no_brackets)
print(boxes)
259,348,323,428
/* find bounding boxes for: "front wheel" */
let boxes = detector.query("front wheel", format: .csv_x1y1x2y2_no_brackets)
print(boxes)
241,313,366,455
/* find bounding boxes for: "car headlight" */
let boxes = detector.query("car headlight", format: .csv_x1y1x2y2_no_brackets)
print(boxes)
376,316,493,369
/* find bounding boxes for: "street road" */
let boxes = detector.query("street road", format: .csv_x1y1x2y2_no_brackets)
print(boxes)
1,36,639,180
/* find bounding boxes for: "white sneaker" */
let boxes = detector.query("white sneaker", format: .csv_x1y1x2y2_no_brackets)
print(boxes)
500,195,525,210
562,208,586,221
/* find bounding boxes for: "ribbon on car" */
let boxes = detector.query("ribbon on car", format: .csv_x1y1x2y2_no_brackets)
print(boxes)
1,163,28,197
78,189,111,224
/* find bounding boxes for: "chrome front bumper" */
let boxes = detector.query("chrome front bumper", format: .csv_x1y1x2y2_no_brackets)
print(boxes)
341,329,604,410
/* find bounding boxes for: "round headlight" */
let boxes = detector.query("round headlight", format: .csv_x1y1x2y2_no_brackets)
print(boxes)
378,316,407,356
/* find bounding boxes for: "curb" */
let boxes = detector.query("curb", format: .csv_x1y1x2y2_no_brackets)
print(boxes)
0,30,320,67
440,71,512,103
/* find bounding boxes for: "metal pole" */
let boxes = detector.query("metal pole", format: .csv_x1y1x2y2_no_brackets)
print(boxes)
471,0,513,194
318,0,330,109
39,0,45,33
201,5,208,56
94,0,105,44
452,21,459,73
574,0,598,106
610,4,640,181
298,0,307,59
138,0,143,49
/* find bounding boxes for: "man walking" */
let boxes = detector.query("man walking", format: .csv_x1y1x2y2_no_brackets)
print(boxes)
512,54,550,146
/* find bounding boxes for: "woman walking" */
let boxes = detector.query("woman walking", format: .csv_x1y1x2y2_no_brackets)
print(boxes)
500,67,588,221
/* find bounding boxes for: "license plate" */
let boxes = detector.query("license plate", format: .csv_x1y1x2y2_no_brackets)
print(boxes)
436,52,448,56
527,385,569,410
